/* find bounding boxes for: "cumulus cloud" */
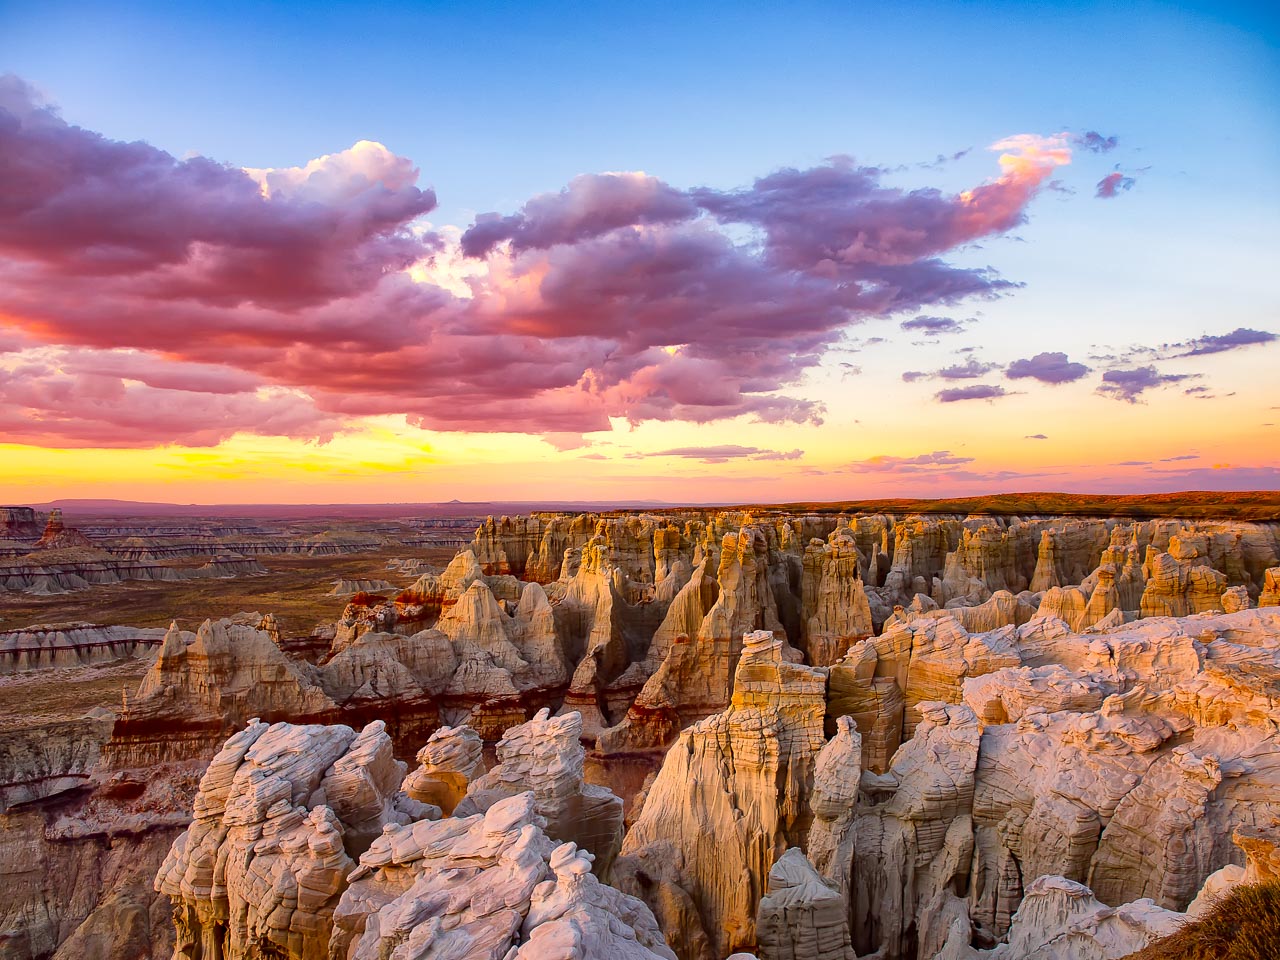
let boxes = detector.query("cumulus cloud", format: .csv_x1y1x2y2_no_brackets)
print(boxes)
0,74,1078,446
1006,351,1091,384
1091,328,1276,372
0,351,341,447
460,173,697,257
902,357,998,382
1177,327,1277,357
936,359,999,380
1096,366,1195,402
936,384,1009,402
1096,172,1136,198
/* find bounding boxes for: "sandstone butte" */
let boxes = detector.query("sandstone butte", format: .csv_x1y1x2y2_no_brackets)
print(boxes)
1,508,1280,959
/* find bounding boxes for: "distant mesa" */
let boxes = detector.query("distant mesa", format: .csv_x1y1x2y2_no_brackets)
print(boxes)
0,506,42,540
34,508,94,551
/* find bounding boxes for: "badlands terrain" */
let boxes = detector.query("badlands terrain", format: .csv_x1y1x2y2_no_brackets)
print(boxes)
2,495,1280,959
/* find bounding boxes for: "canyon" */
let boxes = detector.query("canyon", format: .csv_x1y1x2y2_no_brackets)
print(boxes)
1,499,1279,959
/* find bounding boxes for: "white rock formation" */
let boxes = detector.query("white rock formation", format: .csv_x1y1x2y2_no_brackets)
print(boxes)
454,708,625,873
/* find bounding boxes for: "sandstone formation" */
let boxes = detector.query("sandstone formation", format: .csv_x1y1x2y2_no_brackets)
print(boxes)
0,550,267,595
400,723,485,814
454,708,625,873
34,508,94,550
616,630,828,957
8,506,1280,960
0,622,168,674
153,718,672,960
0,506,41,539
755,848,854,960
334,793,675,960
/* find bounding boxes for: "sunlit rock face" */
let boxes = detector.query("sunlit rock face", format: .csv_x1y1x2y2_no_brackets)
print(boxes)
12,507,1280,960
335,794,675,960
152,718,670,960
400,723,485,814
454,708,626,875
615,630,829,958
154,719,426,960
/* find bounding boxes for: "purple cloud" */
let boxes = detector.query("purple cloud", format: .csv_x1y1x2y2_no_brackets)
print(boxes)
935,359,999,380
1025,433,1048,439
1006,351,1091,384
1076,132,1119,153
1177,327,1277,357
846,450,975,473
460,173,698,257
936,384,1009,402
900,315,969,335
903,357,998,382
0,75,1079,446
646,444,803,463
1096,366,1195,402
1096,172,1136,199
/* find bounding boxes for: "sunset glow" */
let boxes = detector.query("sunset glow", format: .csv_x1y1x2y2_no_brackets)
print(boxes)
1,2,1277,504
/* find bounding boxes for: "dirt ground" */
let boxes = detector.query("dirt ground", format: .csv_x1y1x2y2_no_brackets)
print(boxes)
0,546,460,725
0,658,150,726
0,546,457,636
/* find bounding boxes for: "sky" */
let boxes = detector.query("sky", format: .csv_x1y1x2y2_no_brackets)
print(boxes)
0,0,1278,504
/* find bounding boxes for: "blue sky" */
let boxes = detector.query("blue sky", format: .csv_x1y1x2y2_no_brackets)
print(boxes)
4,1,1276,224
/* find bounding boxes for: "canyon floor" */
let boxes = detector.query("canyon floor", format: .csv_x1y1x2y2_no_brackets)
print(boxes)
2,497,1280,960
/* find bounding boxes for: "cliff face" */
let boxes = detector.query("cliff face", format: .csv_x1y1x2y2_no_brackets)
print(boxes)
616,631,829,958
153,719,666,960
8,508,1280,960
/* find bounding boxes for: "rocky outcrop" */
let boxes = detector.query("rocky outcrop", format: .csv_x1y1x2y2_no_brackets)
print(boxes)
328,578,397,596
1140,537,1229,617
401,723,485,814
0,714,115,811
34,508,94,550
801,525,874,666
0,623,168,674
333,792,675,960
0,550,266,596
934,874,1183,960
1261,566,1280,607
853,703,982,960
154,715,672,960
455,709,625,873
755,848,853,960
154,719,427,960
108,620,338,768
0,506,41,539
805,717,862,912
599,527,789,754
616,631,828,957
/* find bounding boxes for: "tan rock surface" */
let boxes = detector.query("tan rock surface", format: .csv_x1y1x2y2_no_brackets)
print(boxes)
454,708,625,873
617,631,828,957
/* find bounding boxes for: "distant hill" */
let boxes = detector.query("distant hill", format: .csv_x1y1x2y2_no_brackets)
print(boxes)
714,490,1280,521
15,498,671,520
9,490,1279,521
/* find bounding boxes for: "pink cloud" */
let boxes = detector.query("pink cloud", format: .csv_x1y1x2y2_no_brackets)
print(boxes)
0,74,1078,445
0,352,341,447
460,172,697,257
1095,171,1136,198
